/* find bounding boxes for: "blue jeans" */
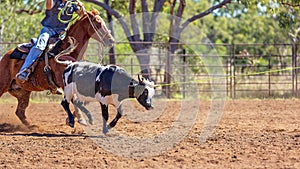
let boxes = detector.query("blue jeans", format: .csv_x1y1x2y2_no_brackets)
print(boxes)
17,26,57,78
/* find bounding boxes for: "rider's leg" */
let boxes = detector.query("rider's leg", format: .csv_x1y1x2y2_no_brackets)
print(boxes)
16,48,43,81
16,27,56,82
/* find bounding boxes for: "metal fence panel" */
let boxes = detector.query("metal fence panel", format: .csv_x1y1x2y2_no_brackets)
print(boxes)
1,41,300,99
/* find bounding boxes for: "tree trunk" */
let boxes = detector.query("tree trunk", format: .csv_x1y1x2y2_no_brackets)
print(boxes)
105,0,116,64
132,47,151,79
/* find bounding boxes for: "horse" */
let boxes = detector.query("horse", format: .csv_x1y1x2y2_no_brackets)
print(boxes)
0,9,115,128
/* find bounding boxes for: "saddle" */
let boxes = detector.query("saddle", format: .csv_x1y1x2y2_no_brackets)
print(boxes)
10,37,61,60
17,38,37,53
11,37,63,95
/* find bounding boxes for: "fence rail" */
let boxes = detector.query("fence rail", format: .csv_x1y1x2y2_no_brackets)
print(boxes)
1,41,300,99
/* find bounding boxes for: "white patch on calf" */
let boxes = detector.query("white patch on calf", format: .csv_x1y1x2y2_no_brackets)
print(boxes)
95,93,120,107
64,81,99,103
63,66,73,84
144,80,155,100
64,82,76,102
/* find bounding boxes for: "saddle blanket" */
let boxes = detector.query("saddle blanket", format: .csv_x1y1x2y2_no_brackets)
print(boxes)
10,48,29,60
10,39,62,60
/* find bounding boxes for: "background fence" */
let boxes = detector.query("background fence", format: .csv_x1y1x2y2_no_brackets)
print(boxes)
1,41,300,99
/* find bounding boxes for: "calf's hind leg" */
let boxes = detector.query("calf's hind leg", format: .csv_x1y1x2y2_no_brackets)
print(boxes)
73,100,94,125
74,106,88,125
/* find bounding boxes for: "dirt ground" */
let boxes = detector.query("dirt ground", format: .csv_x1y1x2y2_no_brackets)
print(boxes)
0,99,299,169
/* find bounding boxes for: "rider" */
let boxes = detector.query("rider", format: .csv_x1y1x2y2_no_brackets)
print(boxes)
16,0,84,82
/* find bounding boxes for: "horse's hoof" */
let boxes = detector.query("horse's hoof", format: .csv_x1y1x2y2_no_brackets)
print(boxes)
56,88,64,95
51,88,63,95
28,124,39,129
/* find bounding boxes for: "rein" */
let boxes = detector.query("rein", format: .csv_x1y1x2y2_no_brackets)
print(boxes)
86,13,111,63
56,6,110,64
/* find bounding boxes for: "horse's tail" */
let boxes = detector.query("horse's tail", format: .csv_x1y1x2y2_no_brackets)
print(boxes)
54,36,78,65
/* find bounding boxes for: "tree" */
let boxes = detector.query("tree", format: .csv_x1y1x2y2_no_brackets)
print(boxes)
0,0,43,56
84,0,234,80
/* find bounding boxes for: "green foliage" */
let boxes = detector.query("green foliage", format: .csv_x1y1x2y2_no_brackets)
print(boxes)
278,11,297,29
255,56,269,72
173,47,206,75
0,0,43,43
0,0,297,65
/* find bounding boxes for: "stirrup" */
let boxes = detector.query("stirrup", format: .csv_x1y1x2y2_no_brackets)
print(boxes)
16,69,31,82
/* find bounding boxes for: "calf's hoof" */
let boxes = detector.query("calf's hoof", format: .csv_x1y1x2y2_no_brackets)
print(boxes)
78,118,88,126
89,118,94,125
102,126,109,134
66,117,74,128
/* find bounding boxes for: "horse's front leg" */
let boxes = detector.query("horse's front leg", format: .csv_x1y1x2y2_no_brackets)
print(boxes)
107,104,122,129
100,103,109,134
61,98,75,128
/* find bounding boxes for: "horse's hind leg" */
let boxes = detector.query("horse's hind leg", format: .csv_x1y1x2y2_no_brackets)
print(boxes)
0,54,13,98
0,75,11,99
8,88,32,126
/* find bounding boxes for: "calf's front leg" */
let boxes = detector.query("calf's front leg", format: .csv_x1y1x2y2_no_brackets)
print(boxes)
108,104,123,129
101,103,109,134
61,98,75,128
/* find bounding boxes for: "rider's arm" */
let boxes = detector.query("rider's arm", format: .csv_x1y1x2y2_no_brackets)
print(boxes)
46,0,54,10
76,1,86,16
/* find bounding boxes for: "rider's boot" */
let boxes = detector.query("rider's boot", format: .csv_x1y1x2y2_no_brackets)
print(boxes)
16,47,42,82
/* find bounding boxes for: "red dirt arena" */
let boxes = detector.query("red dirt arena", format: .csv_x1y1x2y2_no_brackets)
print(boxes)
0,99,299,168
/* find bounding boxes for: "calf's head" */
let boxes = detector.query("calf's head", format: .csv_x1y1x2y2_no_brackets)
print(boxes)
134,75,155,110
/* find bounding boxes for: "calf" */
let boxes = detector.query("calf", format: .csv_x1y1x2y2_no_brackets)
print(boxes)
60,62,155,134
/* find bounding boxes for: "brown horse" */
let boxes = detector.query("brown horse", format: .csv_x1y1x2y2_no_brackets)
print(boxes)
0,9,114,127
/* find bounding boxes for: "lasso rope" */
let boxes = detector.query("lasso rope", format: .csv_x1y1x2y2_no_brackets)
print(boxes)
57,0,108,63
86,14,108,64
57,0,81,24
